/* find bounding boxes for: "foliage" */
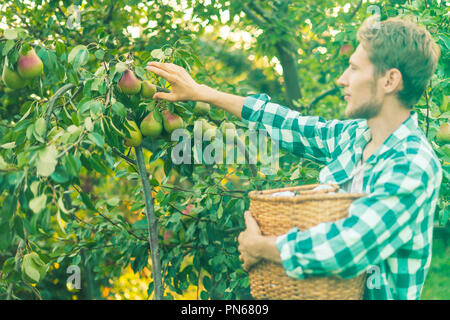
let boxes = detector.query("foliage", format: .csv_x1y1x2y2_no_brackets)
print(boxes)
0,0,448,300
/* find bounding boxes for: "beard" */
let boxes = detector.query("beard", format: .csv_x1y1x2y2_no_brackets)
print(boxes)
347,100,382,119
347,78,382,119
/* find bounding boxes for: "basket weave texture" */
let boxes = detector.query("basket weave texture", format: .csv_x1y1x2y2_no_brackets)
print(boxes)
248,184,367,300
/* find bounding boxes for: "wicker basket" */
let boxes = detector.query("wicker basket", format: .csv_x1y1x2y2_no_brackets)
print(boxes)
248,183,367,300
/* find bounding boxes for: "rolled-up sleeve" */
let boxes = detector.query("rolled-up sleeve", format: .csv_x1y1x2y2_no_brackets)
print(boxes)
241,93,356,164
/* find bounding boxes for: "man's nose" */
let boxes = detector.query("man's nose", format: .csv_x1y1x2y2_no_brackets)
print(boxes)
336,68,349,87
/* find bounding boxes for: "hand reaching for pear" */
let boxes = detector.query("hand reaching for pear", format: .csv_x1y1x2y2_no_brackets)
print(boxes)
145,62,202,102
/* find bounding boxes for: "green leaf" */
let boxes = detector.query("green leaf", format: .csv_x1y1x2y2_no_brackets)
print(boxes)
111,101,127,118
80,192,96,211
94,49,105,60
1,142,16,149
14,216,24,239
29,194,47,214
1,195,18,221
50,166,70,184
0,222,12,250
106,197,120,207
115,62,127,73
37,145,58,177
72,255,81,266
84,117,94,132
135,66,145,78
88,132,105,149
290,168,301,180
34,117,46,138
55,40,66,57
89,153,108,175
4,29,18,40
68,45,89,69
2,40,15,56
151,49,165,60
37,47,57,72
439,209,448,227
65,154,81,177
23,261,41,283
0,155,8,170
217,204,223,219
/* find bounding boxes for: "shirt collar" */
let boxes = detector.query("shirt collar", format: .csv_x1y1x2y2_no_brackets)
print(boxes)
361,110,419,164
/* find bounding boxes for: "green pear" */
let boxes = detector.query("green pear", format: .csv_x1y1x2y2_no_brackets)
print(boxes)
220,121,236,138
2,64,26,89
124,121,143,147
117,69,142,95
436,123,450,144
141,80,157,99
201,119,217,139
140,111,163,138
193,101,210,115
178,227,186,243
17,48,44,79
162,110,184,134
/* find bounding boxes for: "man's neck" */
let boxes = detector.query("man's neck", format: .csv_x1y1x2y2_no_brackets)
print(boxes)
366,101,411,149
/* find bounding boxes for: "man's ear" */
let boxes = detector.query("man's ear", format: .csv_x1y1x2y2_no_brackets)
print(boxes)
383,68,403,94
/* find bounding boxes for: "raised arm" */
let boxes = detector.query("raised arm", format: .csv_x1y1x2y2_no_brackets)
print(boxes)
146,62,245,119
146,62,358,164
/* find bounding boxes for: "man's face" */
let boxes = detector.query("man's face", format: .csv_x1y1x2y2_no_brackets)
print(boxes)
337,44,383,119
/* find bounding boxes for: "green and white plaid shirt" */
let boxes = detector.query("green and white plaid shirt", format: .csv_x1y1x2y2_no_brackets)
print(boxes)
241,93,443,300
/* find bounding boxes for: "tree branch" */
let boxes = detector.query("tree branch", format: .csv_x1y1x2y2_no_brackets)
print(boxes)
242,4,267,27
249,2,271,22
347,0,363,21
111,146,137,166
43,83,76,141
104,0,117,24
309,86,340,108
135,145,164,300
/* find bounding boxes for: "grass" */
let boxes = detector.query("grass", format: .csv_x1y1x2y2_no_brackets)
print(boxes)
421,234,450,300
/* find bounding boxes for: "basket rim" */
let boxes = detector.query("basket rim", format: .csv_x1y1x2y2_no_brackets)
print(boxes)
249,183,366,203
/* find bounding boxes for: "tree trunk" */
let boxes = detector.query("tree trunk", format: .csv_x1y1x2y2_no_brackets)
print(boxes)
275,42,302,108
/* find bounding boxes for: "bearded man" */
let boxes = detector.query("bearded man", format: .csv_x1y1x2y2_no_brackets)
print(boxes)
146,15,442,300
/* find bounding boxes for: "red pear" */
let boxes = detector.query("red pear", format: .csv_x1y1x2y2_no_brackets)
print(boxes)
436,123,450,144
117,69,142,95
339,44,354,57
17,48,43,79
162,110,184,134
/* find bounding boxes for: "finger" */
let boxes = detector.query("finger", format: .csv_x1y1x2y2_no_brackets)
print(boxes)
146,61,169,71
165,62,183,72
146,65,176,83
244,211,258,229
147,61,180,73
152,92,177,102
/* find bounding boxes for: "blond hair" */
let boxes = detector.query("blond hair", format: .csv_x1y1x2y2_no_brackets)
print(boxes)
357,15,441,108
